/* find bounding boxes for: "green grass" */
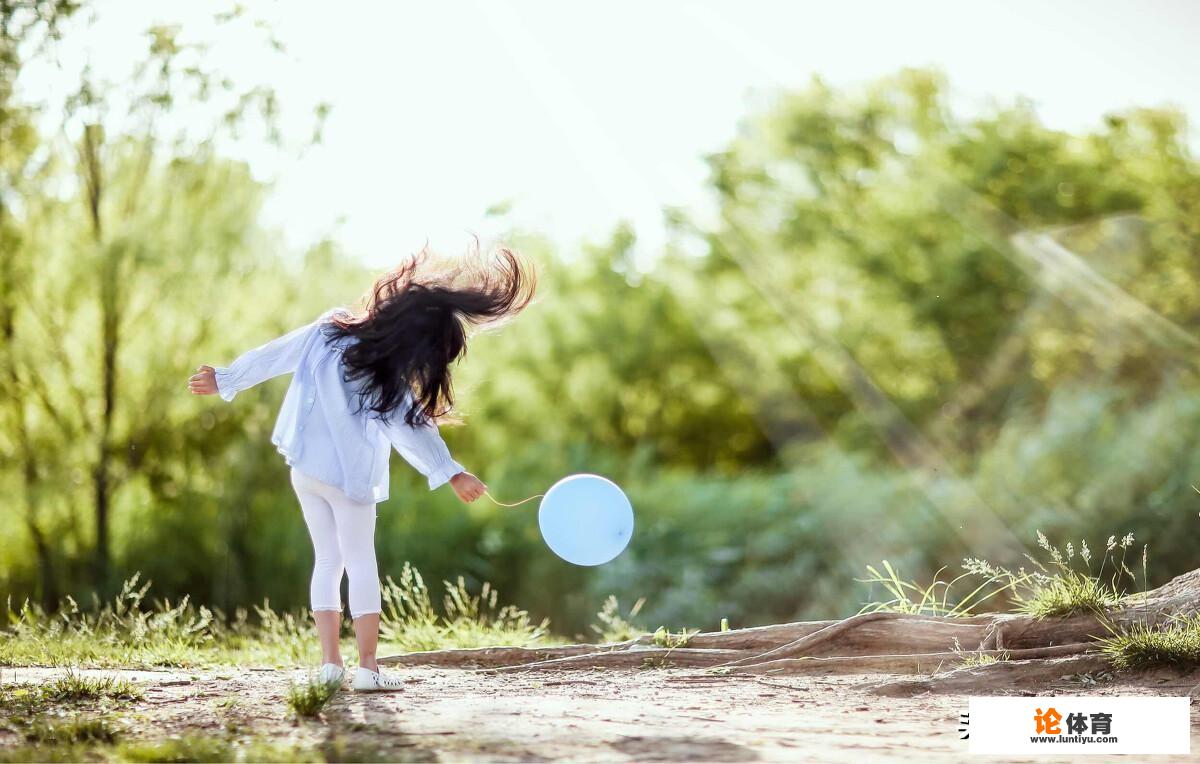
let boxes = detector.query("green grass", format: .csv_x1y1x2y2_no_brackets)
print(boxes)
1014,570,1119,618
2,565,568,670
858,531,1148,620
118,735,240,763
651,627,695,649
286,675,341,719
41,670,144,703
0,736,352,763
589,595,646,643
1,669,143,748
1098,614,1200,671
1013,532,1147,619
377,562,557,653
857,559,1028,617
26,716,121,745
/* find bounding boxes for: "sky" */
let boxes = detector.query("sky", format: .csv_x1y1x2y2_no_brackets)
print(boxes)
20,0,1200,267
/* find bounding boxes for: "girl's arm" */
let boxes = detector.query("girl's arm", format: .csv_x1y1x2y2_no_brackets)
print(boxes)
188,314,323,401
378,413,486,501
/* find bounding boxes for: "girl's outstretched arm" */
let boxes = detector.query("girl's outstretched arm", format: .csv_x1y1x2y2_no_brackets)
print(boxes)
378,412,486,502
188,314,323,401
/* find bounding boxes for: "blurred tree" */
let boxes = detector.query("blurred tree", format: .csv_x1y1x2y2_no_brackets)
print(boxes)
0,0,82,608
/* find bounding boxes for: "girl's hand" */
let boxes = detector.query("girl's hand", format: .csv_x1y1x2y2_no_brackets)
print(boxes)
450,471,487,503
188,365,218,395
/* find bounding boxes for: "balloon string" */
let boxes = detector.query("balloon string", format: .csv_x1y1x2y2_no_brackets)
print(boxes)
483,491,544,508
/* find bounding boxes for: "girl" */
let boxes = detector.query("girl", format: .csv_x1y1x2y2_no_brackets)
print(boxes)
188,246,534,691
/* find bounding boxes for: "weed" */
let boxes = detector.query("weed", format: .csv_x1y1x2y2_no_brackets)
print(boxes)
378,563,552,652
26,715,120,745
589,595,646,643
286,675,339,719
950,636,1008,667
651,627,696,649
119,735,234,762
42,669,143,703
1097,613,1200,670
858,531,1149,620
857,558,1029,617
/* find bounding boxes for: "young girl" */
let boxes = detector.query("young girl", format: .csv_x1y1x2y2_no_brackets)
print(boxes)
188,246,534,691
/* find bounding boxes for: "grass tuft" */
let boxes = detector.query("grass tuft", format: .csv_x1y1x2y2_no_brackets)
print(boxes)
378,562,554,652
951,637,1008,667
651,627,696,649
858,531,1148,619
2,564,570,670
42,669,143,703
1098,614,1200,671
118,735,235,763
589,595,646,642
286,675,340,719
26,715,121,745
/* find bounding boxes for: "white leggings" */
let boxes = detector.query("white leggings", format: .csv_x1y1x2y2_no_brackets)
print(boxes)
289,468,381,619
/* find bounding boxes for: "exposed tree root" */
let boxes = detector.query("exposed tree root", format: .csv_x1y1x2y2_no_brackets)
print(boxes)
868,654,1112,697
723,642,1094,676
378,567,1200,692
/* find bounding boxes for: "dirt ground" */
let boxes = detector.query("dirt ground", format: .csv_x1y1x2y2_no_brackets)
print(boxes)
3,664,1200,763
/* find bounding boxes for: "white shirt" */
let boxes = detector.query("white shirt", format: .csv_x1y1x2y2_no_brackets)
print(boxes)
214,308,465,504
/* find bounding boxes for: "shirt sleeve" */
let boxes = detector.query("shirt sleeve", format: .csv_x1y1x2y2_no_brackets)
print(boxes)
213,313,327,402
377,407,465,490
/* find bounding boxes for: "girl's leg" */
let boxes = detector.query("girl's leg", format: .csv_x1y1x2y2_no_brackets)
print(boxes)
290,469,346,667
325,492,382,671
351,613,381,673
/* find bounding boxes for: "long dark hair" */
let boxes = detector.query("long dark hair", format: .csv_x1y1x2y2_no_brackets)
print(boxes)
326,242,535,426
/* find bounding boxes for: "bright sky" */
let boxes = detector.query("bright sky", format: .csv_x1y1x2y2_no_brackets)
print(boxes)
21,0,1200,266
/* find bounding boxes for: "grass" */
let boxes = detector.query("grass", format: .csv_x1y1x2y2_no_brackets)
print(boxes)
1098,613,1200,671
0,735,370,763
377,562,556,653
2,564,570,670
651,627,695,649
589,595,646,643
951,637,1008,667
41,669,143,703
286,675,341,719
1,668,142,749
1,574,315,669
26,716,121,745
856,559,1028,617
1014,532,1147,618
858,530,1148,620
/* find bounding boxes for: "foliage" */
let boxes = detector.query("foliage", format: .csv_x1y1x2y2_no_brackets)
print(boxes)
1,1,1200,638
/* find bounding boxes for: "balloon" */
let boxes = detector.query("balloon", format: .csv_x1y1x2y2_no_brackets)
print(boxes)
538,474,634,566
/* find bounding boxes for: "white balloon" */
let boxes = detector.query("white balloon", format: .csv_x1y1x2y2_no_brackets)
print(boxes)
538,474,634,566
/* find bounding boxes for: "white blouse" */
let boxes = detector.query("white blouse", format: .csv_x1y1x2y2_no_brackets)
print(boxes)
214,308,465,504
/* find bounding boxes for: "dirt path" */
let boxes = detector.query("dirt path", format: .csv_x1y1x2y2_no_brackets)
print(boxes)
3,665,1199,762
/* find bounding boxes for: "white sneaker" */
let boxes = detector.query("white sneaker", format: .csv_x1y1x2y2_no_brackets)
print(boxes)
318,663,345,686
352,667,405,692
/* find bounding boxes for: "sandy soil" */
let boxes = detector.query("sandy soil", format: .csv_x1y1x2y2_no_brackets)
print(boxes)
2,665,1199,762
